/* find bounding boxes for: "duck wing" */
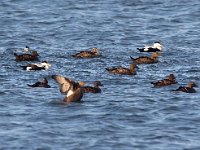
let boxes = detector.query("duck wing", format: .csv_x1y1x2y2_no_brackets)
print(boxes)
52,75,73,94
146,47,160,52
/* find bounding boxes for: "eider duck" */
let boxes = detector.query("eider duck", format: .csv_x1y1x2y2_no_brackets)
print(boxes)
81,81,103,93
130,52,160,64
27,78,51,88
72,47,100,58
14,50,39,61
172,82,198,93
20,61,51,71
52,75,86,102
137,41,163,52
151,74,177,87
105,63,137,75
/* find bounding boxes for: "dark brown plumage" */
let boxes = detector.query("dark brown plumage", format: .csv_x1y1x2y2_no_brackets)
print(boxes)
105,63,137,75
81,81,103,93
151,74,177,87
27,78,51,88
172,82,198,93
14,50,39,62
130,52,160,64
72,47,99,58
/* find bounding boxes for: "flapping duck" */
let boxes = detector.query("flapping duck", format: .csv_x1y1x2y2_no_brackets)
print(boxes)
52,75,103,102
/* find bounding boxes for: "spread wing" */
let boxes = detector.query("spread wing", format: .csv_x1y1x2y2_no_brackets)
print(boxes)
52,75,73,94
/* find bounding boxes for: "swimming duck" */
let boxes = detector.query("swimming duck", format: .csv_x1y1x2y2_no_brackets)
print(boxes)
81,81,103,93
137,41,163,52
52,75,86,102
72,47,100,58
27,78,51,88
20,61,51,71
14,50,39,61
151,74,177,87
105,63,137,75
172,82,198,93
130,52,160,64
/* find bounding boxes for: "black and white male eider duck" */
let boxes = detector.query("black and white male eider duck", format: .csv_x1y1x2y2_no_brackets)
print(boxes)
105,63,137,75
172,82,198,93
81,81,103,93
130,52,160,64
20,61,51,71
14,50,39,62
137,41,163,52
151,74,177,87
52,75,86,103
27,78,51,88
72,47,100,58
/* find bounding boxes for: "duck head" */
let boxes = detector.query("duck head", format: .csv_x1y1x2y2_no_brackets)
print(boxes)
188,82,198,88
93,81,103,87
153,41,163,51
167,74,176,81
41,61,51,68
78,81,86,87
91,47,99,54
151,52,160,59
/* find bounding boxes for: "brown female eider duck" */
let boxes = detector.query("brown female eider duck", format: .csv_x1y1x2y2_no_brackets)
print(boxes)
72,47,100,58
52,75,86,102
130,52,160,64
172,82,198,93
14,50,39,61
137,41,163,52
27,78,51,88
81,81,103,93
20,61,51,71
106,63,137,75
151,74,177,87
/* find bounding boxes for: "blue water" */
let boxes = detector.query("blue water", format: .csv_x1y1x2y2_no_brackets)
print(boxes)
0,0,200,149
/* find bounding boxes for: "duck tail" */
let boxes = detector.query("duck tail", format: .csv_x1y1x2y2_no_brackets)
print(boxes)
130,56,134,60
137,48,144,52
27,84,33,87
105,68,110,71
71,54,78,58
20,66,27,70
14,53,18,56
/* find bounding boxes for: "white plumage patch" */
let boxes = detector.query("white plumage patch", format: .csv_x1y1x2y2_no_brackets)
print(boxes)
34,62,51,70
152,43,163,50
26,67,32,71
67,90,74,97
